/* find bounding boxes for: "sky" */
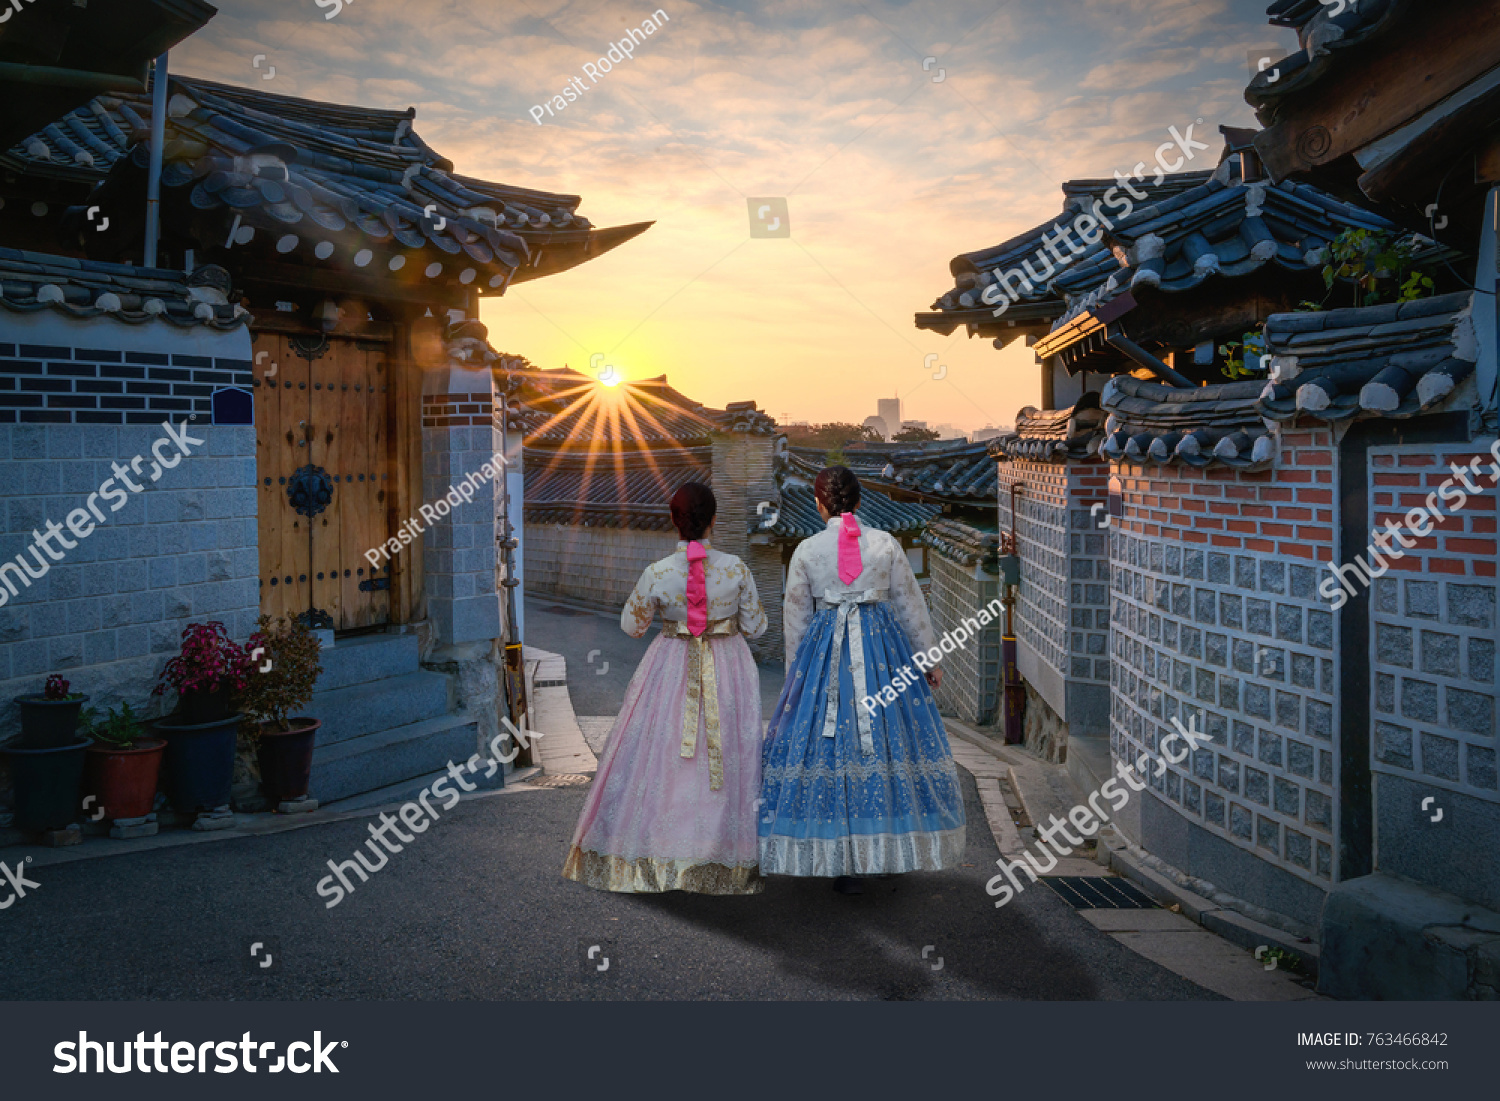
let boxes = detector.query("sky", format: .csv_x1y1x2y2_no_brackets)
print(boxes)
173,0,1299,432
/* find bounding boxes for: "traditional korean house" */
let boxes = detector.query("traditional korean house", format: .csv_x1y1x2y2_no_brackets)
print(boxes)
1231,0,1500,998
0,52,648,808
912,0,1498,996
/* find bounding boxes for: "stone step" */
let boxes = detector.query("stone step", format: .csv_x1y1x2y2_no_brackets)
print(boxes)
308,712,485,806
309,670,451,747
318,760,522,814
314,632,421,692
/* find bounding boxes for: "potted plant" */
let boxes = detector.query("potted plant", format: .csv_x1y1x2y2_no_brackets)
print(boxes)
240,615,323,805
81,702,166,823
153,622,250,813
153,622,249,724
13,674,90,749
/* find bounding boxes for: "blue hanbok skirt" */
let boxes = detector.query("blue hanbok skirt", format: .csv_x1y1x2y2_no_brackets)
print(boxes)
758,600,966,876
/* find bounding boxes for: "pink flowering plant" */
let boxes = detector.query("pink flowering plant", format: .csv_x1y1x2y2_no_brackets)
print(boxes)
42,674,83,700
153,621,252,701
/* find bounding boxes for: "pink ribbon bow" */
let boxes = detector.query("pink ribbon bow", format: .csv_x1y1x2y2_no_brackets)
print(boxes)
685,540,709,636
837,513,863,584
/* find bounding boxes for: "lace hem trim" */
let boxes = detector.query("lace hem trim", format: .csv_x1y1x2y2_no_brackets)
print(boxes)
758,826,967,877
562,846,765,895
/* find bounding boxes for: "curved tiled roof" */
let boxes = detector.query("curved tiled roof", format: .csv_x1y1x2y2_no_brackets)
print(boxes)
883,439,998,503
511,368,775,446
11,76,649,290
1048,169,1396,331
1256,291,1477,422
767,442,941,538
515,368,777,530
922,517,1001,573
758,480,938,541
1246,0,1405,122
0,251,244,329
1100,375,1275,471
522,446,711,531
990,394,1106,462
785,438,996,506
915,169,1212,336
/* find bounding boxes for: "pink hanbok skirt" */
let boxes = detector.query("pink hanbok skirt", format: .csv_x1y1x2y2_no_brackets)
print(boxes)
562,630,764,894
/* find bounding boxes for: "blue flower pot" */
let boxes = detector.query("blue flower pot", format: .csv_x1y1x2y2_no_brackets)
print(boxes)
1,738,89,831
156,713,242,813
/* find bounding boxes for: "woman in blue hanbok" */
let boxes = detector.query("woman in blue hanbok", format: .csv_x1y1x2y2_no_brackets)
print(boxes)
759,465,966,892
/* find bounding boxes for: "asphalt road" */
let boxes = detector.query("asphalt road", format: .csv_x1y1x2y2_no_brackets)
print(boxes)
0,771,1216,1001
524,595,786,718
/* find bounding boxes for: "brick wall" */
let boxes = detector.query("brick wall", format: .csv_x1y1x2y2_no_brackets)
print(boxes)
0,338,252,424
1108,426,1340,908
927,549,1002,724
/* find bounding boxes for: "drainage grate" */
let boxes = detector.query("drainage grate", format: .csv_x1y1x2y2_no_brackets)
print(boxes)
1044,876,1159,910
540,605,596,617
529,773,592,788
533,679,567,689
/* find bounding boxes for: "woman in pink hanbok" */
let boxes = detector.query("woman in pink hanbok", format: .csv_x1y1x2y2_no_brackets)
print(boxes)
562,483,769,894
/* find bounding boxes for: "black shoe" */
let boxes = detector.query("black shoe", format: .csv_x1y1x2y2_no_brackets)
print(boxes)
832,875,865,895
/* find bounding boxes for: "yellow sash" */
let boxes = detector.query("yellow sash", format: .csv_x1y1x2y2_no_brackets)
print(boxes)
660,616,740,791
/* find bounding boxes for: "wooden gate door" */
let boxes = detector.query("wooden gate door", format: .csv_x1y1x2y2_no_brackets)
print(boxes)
254,330,392,632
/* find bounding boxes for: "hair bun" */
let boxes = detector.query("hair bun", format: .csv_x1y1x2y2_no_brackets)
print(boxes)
670,482,717,541
814,464,861,516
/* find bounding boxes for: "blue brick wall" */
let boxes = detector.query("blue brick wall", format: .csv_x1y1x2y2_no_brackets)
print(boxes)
0,341,252,424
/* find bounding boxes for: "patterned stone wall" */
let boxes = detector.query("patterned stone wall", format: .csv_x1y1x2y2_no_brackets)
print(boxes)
997,459,1109,731
711,431,783,664
1109,426,1340,912
419,372,505,649
1366,444,1497,796
522,523,677,612
1366,441,1499,910
0,419,259,741
927,548,1002,724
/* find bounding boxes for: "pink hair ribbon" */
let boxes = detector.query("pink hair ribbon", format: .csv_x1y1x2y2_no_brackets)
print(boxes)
685,540,709,636
837,512,863,584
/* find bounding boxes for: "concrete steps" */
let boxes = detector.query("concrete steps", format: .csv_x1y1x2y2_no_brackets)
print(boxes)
306,632,494,807
310,711,486,805
315,632,422,691
310,671,450,747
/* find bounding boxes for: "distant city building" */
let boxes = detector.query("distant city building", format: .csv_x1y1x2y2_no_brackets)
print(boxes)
877,397,902,435
863,414,890,440
971,424,1009,442
932,422,968,441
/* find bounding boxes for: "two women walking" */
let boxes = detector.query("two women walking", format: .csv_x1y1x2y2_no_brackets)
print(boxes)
561,466,967,897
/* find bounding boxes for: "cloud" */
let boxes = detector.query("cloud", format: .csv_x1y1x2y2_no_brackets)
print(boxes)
166,0,1276,431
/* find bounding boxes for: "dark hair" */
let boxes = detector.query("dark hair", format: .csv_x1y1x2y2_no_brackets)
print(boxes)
814,465,861,516
670,482,716,541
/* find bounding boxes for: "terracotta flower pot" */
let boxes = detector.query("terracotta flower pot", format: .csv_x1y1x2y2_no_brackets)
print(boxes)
82,738,166,823
255,719,321,804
